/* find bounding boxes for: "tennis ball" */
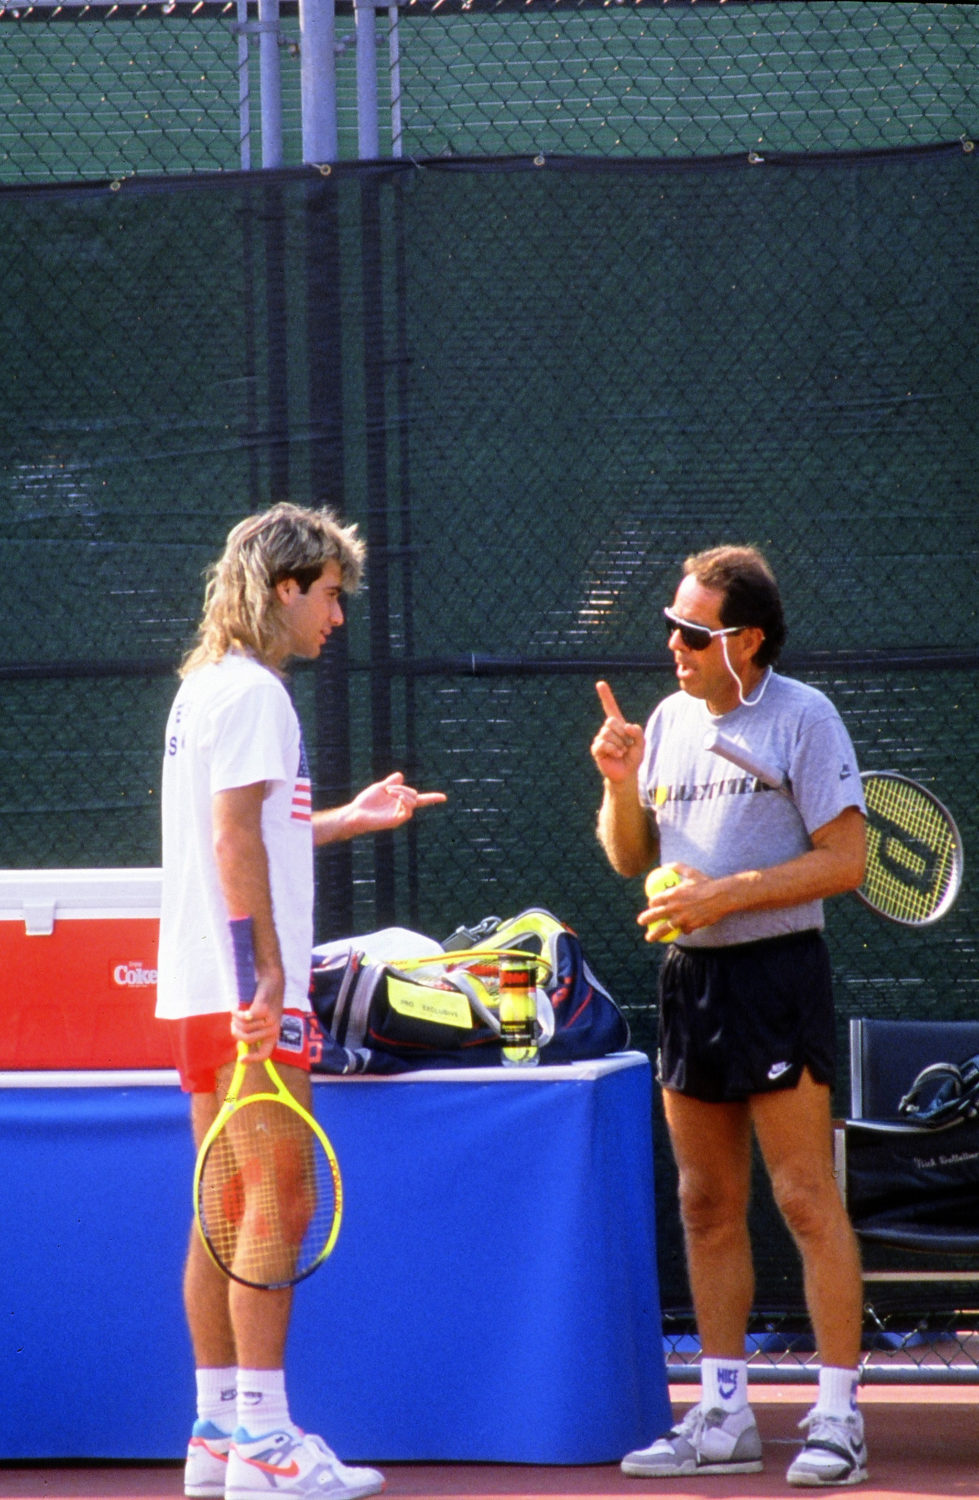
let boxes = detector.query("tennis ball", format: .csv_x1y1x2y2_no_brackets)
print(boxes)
643,866,682,944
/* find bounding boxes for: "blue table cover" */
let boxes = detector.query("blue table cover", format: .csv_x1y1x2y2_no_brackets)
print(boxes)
1,1053,670,1463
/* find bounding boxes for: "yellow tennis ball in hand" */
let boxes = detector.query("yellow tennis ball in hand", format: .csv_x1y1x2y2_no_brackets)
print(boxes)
644,866,682,943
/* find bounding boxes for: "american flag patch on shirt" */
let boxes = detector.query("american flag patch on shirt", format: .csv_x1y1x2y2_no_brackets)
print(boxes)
291,738,312,823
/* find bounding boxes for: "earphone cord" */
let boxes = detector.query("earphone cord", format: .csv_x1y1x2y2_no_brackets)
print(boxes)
721,635,772,708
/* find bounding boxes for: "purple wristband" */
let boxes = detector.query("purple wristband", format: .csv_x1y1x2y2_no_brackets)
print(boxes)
228,916,257,1009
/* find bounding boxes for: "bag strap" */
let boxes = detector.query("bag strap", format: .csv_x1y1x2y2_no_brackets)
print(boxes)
327,952,366,1046
898,1061,964,1117
898,1054,979,1126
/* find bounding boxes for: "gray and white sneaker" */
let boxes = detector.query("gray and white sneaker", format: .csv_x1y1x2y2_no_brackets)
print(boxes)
621,1403,763,1477
786,1409,868,1487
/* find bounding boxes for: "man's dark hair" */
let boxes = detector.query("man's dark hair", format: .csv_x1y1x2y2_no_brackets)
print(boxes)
683,544,787,668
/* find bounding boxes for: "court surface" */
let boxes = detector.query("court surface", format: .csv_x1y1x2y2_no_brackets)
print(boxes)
2,1385,975,1500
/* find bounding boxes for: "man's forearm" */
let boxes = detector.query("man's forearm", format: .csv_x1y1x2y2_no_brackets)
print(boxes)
597,779,657,878
312,805,359,846
212,785,284,983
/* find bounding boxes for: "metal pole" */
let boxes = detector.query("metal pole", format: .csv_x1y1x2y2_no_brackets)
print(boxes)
258,0,284,168
354,0,379,160
388,3,402,159
359,176,396,919
300,0,338,163
236,0,252,169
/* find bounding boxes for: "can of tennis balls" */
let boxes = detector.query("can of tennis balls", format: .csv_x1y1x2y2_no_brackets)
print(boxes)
643,866,682,943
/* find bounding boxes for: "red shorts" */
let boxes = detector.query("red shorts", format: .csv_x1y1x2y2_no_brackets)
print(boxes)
169,1010,312,1093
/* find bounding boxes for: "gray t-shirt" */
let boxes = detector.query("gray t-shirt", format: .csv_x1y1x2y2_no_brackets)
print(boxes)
638,671,865,947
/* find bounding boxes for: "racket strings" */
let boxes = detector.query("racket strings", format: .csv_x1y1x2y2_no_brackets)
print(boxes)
198,1097,341,1289
861,776,961,924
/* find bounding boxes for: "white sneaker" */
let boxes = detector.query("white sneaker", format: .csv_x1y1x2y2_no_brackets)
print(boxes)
226,1427,385,1500
786,1409,868,1487
621,1402,763,1476
185,1421,232,1498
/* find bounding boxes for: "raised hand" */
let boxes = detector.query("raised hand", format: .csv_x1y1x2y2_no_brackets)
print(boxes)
349,772,447,831
590,680,645,784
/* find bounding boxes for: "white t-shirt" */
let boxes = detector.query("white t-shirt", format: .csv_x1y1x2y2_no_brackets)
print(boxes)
638,672,865,947
156,652,314,1019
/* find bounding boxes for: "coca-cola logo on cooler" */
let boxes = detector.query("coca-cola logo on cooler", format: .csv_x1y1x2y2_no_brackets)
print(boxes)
112,961,158,988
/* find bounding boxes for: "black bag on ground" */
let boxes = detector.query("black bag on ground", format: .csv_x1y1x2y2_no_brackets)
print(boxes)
308,908,630,1075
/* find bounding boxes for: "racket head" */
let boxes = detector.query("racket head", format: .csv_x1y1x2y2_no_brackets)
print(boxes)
194,1062,342,1290
391,947,552,978
384,948,552,1010
857,771,964,926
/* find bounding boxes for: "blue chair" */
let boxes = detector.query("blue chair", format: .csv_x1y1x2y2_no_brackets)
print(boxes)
844,1018,979,1262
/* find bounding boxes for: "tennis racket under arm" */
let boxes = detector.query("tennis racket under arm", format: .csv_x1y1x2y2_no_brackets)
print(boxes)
704,729,964,927
193,917,343,1290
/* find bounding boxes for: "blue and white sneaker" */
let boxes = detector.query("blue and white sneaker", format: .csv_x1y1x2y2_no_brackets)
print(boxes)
226,1426,385,1500
786,1409,868,1487
185,1420,232,1498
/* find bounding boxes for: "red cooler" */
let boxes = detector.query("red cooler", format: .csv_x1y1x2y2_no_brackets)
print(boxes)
0,868,172,1069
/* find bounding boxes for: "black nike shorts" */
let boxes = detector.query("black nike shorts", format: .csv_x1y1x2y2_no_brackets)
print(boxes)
657,930,836,1103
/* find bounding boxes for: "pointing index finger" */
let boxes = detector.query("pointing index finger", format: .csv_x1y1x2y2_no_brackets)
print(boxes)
596,679,626,724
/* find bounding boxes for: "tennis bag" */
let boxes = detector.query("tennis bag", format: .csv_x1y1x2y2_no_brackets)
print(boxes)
307,908,629,1075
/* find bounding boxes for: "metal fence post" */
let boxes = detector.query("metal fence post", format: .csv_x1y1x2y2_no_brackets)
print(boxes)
236,0,252,169
300,0,338,163
388,3,403,159
258,0,284,168
354,0,380,160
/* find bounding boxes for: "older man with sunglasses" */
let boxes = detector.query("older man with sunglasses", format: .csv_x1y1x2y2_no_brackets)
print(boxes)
591,545,868,1489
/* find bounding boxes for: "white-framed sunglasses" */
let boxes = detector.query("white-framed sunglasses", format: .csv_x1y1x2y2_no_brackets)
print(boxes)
663,608,745,652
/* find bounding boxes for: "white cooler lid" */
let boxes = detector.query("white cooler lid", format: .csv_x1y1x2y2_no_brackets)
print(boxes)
0,868,162,934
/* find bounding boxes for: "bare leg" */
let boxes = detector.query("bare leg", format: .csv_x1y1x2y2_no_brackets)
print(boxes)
184,1062,310,1370
661,1089,755,1358
186,1089,238,1367
752,1069,863,1370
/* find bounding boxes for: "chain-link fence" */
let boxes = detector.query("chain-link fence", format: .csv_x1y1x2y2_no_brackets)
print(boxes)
2,0,978,1378
1,1,977,181
394,0,979,158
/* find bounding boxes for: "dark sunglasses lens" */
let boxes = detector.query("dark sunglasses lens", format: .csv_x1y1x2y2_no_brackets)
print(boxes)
665,614,712,651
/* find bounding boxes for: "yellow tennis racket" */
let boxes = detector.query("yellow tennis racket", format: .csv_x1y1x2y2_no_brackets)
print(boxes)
705,730,963,926
193,918,342,1290
858,771,963,926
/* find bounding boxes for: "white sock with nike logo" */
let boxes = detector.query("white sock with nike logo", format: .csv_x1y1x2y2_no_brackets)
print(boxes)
816,1365,860,1420
237,1368,294,1436
701,1356,749,1412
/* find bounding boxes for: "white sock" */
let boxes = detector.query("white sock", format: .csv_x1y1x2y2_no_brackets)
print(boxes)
196,1367,237,1434
701,1356,749,1412
237,1368,294,1436
817,1366,860,1420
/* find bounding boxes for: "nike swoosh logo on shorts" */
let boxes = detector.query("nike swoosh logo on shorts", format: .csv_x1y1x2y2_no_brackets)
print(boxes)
767,1061,792,1080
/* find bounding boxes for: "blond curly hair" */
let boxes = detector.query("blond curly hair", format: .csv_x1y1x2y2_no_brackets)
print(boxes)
181,502,366,676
